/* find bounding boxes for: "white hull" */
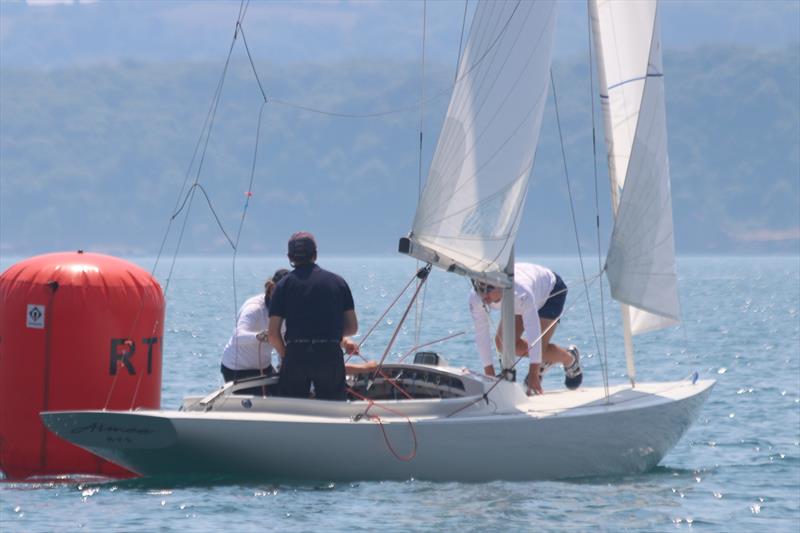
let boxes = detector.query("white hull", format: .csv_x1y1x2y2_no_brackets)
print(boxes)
41,364,714,482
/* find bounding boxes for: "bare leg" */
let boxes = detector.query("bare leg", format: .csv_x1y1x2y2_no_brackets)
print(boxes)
495,316,574,367
539,318,573,368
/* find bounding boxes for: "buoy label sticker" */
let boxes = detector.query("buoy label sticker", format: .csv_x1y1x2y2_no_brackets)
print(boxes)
27,304,45,329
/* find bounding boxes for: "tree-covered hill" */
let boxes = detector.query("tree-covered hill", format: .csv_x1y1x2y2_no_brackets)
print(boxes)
0,44,798,256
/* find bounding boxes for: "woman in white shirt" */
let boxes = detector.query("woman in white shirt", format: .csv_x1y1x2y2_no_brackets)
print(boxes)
220,269,289,385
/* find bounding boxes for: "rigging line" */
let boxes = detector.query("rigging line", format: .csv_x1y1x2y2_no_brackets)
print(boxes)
268,0,520,121
153,0,252,279
414,0,427,347
237,23,268,103
427,0,520,180
231,99,268,354
454,0,469,83
150,33,238,280
431,0,544,183
549,69,607,400
347,387,418,461
114,0,261,410
417,0,426,205
343,353,414,401
268,96,441,119
175,183,237,249
431,0,504,163
432,0,551,182
358,268,422,351
110,11,244,406
161,22,240,295
447,271,603,419
417,280,429,347
411,0,495,176
236,0,247,23
398,331,466,362
371,265,432,389
416,5,554,228
586,3,610,400
239,0,251,23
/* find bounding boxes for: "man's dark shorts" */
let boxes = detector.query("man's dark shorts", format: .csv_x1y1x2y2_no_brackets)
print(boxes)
538,274,567,320
279,343,346,401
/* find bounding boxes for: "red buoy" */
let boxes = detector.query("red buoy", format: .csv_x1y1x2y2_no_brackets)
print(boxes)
0,251,164,480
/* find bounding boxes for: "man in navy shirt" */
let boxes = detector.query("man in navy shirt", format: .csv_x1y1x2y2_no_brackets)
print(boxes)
267,232,359,400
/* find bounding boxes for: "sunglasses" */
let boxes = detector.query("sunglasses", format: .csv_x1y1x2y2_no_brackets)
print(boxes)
471,280,498,294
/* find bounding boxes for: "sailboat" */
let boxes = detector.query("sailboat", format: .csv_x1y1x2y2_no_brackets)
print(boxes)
41,0,713,482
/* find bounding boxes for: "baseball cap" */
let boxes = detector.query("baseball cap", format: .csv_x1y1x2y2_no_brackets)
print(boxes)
288,231,317,260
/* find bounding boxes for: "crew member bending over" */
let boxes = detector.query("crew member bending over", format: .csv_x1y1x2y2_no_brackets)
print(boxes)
469,263,582,395
268,231,360,400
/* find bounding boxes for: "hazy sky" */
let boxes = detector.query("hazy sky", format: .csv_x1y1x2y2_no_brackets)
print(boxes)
2,0,798,69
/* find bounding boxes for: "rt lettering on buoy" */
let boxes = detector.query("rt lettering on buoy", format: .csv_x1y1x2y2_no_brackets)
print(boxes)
109,337,160,375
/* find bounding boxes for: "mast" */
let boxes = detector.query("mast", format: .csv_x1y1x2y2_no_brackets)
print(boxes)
500,246,516,379
589,0,636,386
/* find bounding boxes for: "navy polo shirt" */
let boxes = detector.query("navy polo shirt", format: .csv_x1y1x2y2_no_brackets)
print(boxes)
268,263,355,342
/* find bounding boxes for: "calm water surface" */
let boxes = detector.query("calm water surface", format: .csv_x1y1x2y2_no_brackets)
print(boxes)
1,255,798,532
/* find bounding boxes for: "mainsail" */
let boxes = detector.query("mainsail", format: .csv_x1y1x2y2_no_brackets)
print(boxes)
590,0,680,335
404,0,557,284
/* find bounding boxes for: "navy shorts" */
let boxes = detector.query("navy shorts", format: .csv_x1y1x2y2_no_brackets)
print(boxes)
538,274,567,320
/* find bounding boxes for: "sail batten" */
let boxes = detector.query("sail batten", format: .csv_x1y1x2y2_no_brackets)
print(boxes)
409,0,557,276
591,0,680,336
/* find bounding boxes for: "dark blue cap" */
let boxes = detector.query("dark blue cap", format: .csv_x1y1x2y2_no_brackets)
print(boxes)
288,231,317,261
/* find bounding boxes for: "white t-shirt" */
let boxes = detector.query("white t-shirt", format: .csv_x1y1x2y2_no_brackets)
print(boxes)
221,294,275,371
469,263,556,367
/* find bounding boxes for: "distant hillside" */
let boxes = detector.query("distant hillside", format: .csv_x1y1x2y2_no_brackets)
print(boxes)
0,45,798,257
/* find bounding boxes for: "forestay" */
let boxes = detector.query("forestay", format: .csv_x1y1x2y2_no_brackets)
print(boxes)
409,0,557,279
590,0,680,335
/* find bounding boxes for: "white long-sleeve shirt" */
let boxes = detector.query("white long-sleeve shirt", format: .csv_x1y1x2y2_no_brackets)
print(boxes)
469,263,556,367
221,294,275,371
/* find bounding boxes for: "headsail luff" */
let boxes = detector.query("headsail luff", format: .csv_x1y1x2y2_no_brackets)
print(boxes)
590,0,680,337
405,0,558,281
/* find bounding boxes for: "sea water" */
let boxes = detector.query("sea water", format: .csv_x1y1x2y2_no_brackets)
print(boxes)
1,255,798,532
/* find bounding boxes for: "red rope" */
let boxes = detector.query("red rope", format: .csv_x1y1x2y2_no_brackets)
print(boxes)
347,387,418,462
357,270,420,351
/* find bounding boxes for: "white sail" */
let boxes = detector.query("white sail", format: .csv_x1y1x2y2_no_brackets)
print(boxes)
591,0,679,336
408,0,557,278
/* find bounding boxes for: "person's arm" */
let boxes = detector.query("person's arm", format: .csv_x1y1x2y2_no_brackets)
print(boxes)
345,361,377,374
342,310,358,337
267,316,286,359
527,363,543,395
469,293,495,375
232,300,266,350
518,292,542,365
341,336,359,355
